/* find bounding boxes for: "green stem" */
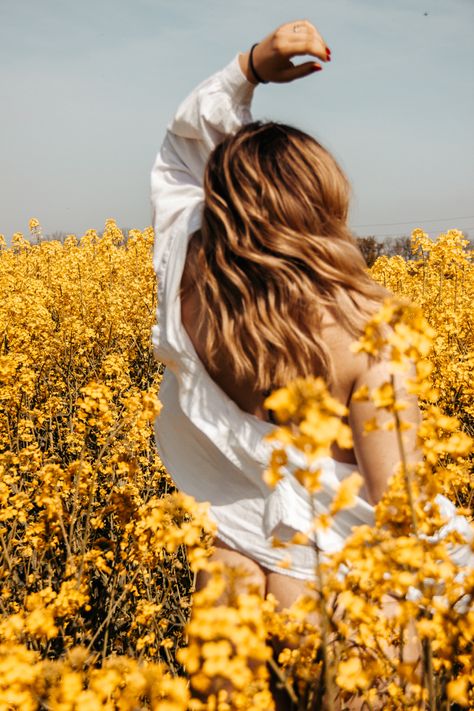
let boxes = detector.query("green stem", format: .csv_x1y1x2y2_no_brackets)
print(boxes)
391,375,418,534
422,638,436,711
267,655,298,705
391,376,438,710
85,567,140,653
313,536,336,711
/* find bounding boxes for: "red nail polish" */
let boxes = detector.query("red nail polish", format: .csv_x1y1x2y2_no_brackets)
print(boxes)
313,66,322,72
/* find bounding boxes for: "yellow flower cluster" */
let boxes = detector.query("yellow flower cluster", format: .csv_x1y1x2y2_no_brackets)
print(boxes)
0,644,190,710
0,223,472,710
0,220,215,709
371,229,473,440
178,563,275,710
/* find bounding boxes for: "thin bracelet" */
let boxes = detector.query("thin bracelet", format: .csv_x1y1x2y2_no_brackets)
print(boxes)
249,43,269,84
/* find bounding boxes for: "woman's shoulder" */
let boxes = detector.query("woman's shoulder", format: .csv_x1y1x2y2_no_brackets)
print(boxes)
319,313,369,403
321,290,392,392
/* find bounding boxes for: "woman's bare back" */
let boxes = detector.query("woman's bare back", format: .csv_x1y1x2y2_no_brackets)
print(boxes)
180,256,364,465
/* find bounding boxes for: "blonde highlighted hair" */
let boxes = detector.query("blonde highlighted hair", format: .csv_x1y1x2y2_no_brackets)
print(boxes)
182,121,386,391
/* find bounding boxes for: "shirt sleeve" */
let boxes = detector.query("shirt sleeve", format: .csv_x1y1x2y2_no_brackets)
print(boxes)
150,54,257,246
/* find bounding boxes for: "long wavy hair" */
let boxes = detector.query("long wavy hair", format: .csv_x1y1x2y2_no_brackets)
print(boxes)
181,121,386,391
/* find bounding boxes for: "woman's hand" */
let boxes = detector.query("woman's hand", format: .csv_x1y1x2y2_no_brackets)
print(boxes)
239,20,330,85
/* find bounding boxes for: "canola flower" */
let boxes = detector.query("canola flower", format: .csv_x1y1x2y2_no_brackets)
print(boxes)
0,222,472,710
0,220,213,709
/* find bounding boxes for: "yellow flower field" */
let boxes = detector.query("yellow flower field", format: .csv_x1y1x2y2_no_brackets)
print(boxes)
0,220,472,709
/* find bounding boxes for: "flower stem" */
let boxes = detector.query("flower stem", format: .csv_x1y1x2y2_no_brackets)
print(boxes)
422,638,436,711
391,375,418,534
313,532,336,711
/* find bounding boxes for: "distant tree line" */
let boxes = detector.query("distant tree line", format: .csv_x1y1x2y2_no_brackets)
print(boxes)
356,233,472,267
355,235,412,267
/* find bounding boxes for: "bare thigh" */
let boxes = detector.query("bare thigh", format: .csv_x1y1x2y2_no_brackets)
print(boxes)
198,540,315,608
265,569,320,656
195,537,266,600
190,539,267,703
266,570,315,611
196,542,421,709
267,574,421,654
266,574,422,711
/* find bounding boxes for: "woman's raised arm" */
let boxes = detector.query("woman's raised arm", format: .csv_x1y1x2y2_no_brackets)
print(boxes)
150,57,256,241
150,20,331,241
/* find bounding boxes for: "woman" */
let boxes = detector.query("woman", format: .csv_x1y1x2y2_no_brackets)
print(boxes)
151,18,421,599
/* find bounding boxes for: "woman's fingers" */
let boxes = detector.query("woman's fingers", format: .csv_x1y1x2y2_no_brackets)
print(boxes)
279,60,322,82
285,37,329,62
281,30,329,62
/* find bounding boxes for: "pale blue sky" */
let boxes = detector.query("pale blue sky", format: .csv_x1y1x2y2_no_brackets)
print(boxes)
1,0,473,241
